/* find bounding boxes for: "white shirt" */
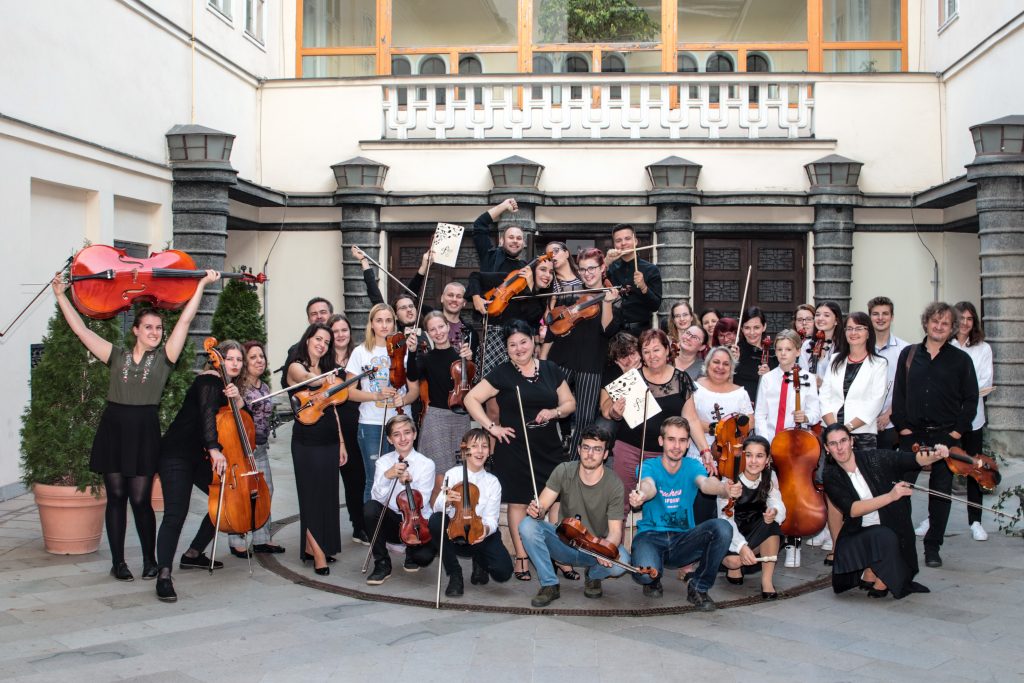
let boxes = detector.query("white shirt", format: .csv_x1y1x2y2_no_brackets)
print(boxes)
874,333,909,417
818,354,888,434
347,344,410,425
717,471,787,554
433,465,502,538
754,366,822,441
693,383,753,449
371,449,435,518
950,339,993,431
848,468,880,528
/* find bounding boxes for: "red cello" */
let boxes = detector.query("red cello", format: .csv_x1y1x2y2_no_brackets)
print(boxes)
770,365,826,538
69,244,266,319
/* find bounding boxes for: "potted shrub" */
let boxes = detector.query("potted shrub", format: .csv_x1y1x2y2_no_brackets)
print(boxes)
19,302,120,554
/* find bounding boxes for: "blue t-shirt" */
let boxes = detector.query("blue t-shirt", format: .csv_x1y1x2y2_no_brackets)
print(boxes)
636,457,707,534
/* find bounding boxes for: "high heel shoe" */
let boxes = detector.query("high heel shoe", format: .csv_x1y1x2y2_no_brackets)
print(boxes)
726,569,743,585
513,556,531,581
761,591,778,600
314,565,330,576
823,553,834,566
553,561,580,581
867,586,889,598
302,551,338,564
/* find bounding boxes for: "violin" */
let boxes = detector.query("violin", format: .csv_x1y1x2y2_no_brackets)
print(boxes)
545,287,624,337
713,403,752,518
385,331,426,414
447,329,476,414
290,365,378,425
203,338,272,552
808,330,827,373
396,455,431,545
69,244,266,319
770,365,827,538
447,441,485,545
912,444,1001,492
760,336,772,366
482,253,551,316
556,516,659,579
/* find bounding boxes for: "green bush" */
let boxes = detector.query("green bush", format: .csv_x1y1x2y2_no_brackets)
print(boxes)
20,302,120,492
210,277,267,347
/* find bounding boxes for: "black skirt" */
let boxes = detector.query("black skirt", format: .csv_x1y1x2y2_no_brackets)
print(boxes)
292,438,342,557
90,402,161,477
832,525,909,598
737,517,783,550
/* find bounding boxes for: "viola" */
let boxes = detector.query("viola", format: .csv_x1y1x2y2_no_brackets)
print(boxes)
556,516,659,579
808,330,827,374
447,329,476,414
771,365,827,538
714,404,752,519
290,365,377,425
69,244,266,320
396,462,431,546
447,441,485,545
482,254,551,316
203,338,272,556
912,444,1001,492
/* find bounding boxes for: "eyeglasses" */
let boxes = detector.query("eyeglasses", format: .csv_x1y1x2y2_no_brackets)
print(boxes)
795,316,813,323
579,265,601,274
547,246,565,254
826,437,851,448
845,326,868,333
680,331,702,341
578,444,605,454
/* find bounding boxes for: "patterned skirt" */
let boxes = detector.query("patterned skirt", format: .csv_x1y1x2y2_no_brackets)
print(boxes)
479,326,510,378
419,407,471,475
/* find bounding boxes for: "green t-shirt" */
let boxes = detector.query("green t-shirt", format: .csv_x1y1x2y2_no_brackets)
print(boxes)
106,345,175,405
545,462,624,539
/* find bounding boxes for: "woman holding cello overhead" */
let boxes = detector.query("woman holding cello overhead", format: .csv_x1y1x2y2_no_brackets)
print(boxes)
541,247,620,456
411,311,474,501
345,303,421,504
154,339,244,602
427,428,513,597
50,269,218,585
287,324,346,577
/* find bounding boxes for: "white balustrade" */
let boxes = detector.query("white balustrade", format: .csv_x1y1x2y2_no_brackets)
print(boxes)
380,74,815,141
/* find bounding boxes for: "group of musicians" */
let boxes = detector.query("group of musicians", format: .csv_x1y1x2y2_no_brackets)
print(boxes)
55,198,994,610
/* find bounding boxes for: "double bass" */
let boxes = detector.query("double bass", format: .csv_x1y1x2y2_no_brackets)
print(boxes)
770,365,826,538
203,338,272,570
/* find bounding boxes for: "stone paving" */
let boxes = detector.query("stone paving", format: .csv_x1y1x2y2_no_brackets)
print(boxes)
1,423,1022,682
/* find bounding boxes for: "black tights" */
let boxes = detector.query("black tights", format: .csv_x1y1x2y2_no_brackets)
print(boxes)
103,472,156,566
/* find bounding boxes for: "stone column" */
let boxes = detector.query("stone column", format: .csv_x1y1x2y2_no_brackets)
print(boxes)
652,203,695,314
805,155,863,315
965,116,1024,457
166,125,238,367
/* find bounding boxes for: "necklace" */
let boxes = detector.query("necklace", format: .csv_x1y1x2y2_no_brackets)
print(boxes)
514,358,540,383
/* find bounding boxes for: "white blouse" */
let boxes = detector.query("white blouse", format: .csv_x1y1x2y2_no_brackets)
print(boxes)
848,468,880,528
693,383,753,448
717,471,788,554
818,354,888,434
950,339,993,431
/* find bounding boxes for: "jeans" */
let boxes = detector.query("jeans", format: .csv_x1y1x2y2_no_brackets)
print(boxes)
518,516,628,587
357,422,385,503
630,519,732,593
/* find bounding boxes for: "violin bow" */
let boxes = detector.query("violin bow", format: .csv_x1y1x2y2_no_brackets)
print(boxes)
898,481,1013,518
435,475,449,609
350,249,418,298
736,265,752,331
251,366,341,404
515,386,541,506
411,250,432,335
0,256,73,338
631,388,651,546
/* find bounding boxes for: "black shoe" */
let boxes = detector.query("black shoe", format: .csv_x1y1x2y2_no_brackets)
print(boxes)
470,557,489,586
726,570,743,585
110,561,134,582
643,578,664,599
867,587,890,598
366,562,392,586
924,549,943,568
230,547,251,559
823,554,834,566
141,561,158,580
761,591,779,601
253,544,285,554
352,530,371,546
687,584,717,612
531,584,560,608
553,561,580,581
314,565,329,576
301,551,337,564
445,573,465,597
326,555,337,564
583,576,603,599
179,553,223,571
403,557,420,573
858,579,874,591
907,581,931,594
682,571,695,583
156,577,177,603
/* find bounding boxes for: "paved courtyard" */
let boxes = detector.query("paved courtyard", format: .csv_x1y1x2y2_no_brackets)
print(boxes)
1,422,1022,682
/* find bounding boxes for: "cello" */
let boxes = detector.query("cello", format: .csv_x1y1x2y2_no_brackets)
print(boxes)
69,244,266,319
203,338,272,572
447,441,485,545
770,365,827,538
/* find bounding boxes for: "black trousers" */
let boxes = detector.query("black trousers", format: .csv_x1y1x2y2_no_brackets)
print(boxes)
961,428,985,525
876,427,899,451
363,500,436,567
427,512,513,581
899,431,958,550
157,452,216,570
338,413,367,536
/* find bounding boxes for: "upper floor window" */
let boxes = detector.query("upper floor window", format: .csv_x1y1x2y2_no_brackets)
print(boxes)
209,0,232,20
939,0,958,28
678,0,806,42
534,0,661,43
245,0,265,43
824,0,900,41
394,0,517,47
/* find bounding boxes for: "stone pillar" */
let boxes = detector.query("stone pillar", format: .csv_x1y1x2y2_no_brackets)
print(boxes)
805,155,863,315
965,116,1024,457
645,156,702,316
165,125,238,367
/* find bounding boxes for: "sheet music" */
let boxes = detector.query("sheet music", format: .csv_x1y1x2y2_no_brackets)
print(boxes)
431,223,465,267
604,368,660,429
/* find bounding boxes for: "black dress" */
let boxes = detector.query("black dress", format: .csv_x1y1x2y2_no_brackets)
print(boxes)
291,398,343,557
487,360,567,504
823,449,922,598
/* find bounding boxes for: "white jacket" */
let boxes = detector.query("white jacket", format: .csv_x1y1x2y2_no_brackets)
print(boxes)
818,354,888,434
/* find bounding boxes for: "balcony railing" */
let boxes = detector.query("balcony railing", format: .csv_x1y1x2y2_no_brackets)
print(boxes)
381,73,815,142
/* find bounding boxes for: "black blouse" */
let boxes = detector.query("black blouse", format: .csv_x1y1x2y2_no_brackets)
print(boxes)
162,374,232,459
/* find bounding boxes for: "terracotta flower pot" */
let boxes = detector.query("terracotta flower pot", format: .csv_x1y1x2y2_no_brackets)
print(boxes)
33,483,107,555
151,474,164,512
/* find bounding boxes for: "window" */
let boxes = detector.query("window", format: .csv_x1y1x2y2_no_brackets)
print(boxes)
939,0,958,28
534,0,662,44
209,0,232,20
678,0,806,42
394,0,516,47
244,0,265,43
747,54,770,103
418,56,447,104
302,0,375,47
458,55,483,103
392,57,411,105
824,0,901,41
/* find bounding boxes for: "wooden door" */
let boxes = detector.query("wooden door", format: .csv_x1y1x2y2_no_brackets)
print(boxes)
694,236,806,335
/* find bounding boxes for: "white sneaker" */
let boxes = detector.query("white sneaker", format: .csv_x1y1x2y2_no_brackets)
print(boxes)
784,545,801,568
821,535,834,552
915,518,930,537
970,522,988,542
808,528,830,547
